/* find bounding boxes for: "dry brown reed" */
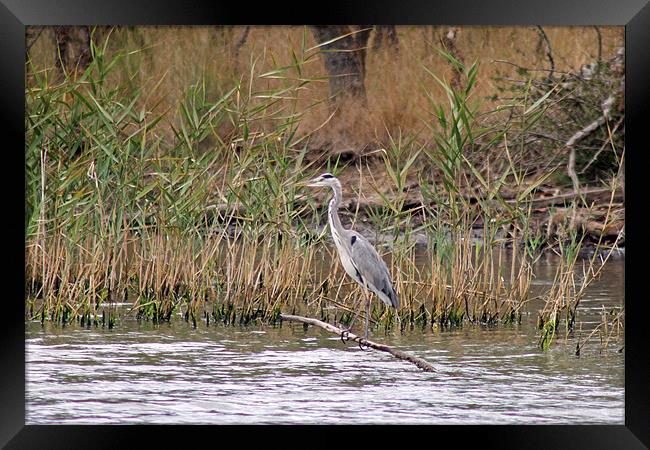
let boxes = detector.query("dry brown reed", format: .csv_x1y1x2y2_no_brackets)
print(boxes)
25,26,623,351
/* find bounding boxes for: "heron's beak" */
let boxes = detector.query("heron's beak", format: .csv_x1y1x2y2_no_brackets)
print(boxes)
303,178,322,187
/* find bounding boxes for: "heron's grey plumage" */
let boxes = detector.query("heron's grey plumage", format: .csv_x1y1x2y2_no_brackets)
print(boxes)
306,173,399,339
349,234,399,308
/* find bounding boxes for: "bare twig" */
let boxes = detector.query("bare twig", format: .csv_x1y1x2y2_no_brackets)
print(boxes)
535,26,555,78
280,313,436,372
234,25,250,59
593,26,602,62
492,59,571,76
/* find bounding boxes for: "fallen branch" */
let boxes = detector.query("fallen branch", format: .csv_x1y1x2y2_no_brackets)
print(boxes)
580,117,624,175
509,186,623,208
280,313,436,372
565,94,616,196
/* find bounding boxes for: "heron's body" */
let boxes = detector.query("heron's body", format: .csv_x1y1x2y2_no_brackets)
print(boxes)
306,172,399,340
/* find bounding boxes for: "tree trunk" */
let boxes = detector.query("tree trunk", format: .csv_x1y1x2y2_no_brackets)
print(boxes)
373,25,399,51
54,26,92,77
310,25,368,107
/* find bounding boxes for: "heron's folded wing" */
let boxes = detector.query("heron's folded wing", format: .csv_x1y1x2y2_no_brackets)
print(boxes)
350,235,399,308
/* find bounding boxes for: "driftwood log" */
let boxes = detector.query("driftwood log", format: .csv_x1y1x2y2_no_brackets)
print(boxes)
280,313,436,372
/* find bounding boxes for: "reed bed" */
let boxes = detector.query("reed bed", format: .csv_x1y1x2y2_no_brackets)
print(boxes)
25,28,623,352
537,168,625,351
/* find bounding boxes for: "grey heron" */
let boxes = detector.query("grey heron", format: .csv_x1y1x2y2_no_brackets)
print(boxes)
305,172,399,343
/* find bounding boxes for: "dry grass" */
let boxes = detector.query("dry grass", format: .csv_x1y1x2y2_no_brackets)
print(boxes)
27,25,624,150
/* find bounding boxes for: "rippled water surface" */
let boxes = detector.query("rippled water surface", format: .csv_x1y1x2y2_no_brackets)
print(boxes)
26,255,624,424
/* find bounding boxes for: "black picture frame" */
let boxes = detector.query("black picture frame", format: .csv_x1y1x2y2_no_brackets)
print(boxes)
3,0,648,447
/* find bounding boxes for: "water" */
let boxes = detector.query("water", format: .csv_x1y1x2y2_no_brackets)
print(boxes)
26,255,624,425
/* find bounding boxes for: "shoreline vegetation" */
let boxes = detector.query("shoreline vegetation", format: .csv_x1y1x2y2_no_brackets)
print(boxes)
25,26,624,352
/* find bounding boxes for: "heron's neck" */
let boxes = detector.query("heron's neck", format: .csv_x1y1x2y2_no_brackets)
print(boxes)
328,182,345,234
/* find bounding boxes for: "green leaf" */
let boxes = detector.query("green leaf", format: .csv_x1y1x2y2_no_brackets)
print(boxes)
524,85,556,116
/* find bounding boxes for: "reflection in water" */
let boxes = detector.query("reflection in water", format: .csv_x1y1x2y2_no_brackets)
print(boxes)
26,256,624,424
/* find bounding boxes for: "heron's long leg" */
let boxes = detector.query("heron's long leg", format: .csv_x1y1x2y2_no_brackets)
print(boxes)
364,290,370,341
348,290,370,337
340,291,371,349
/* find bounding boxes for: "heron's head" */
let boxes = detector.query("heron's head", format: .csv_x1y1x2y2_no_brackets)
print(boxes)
305,172,339,188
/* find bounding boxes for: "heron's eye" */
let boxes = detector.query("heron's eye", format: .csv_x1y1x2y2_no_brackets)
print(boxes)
322,174,333,179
